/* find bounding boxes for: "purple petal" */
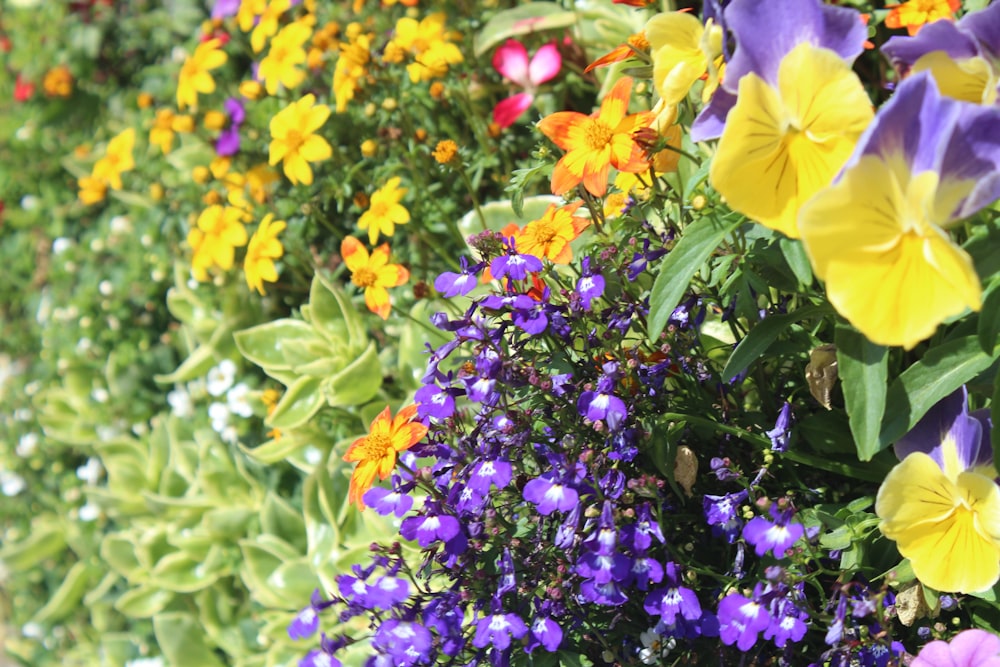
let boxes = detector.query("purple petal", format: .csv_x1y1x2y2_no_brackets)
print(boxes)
722,0,866,89
690,88,737,143
882,21,979,73
962,2,1000,62
216,127,241,156
893,386,983,474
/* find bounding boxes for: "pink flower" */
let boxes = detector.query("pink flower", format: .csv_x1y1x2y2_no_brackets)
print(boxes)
492,39,562,128
913,629,1000,667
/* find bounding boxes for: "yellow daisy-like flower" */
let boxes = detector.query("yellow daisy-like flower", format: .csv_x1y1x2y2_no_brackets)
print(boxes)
268,94,333,186
244,214,287,295
357,177,410,245
537,76,654,198
78,175,108,205
877,452,1000,593
341,236,410,320
149,109,177,154
343,404,427,510
92,128,136,191
406,39,464,83
258,20,312,95
187,205,249,281
517,202,589,264
709,42,873,238
251,0,291,53
332,32,372,112
177,38,227,110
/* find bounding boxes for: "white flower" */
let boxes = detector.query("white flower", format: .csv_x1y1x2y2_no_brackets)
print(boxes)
52,237,73,254
16,433,38,458
98,280,114,296
208,402,230,433
220,425,239,445
167,387,194,418
638,629,675,665
91,387,109,403
206,359,237,397
1,470,26,497
21,622,44,639
76,457,103,485
226,383,254,418
20,195,38,210
125,658,165,667
110,215,131,234
78,502,100,522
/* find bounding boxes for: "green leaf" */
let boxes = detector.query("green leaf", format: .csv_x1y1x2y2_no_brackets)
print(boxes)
267,374,326,430
978,278,1000,354
313,272,367,348
30,560,100,624
879,336,1000,451
474,3,578,57
114,584,176,618
240,430,311,464
153,613,226,667
779,237,813,288
234,319,319,372
100,534,143,580
324,341,382,407
261,494,307,553
0,520,67,571
722,303,829,382
648,215,742,340
836,324,888,461
149,551,222,593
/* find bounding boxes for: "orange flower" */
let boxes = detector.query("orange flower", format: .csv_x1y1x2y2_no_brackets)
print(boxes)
537,76,654,197
885,0,960,36
341,236,409,319
344,404,427,510
517,202,589,264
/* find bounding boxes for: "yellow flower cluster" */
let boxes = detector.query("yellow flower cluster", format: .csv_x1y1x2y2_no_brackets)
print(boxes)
78,128,136,205
384,13,463,83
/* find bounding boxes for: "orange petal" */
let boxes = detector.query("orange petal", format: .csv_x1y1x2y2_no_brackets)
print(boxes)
585,44,633,74
538,111,587,150
341,235,370,272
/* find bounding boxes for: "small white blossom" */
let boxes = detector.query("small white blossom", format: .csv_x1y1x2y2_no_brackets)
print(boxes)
110,215,131,234
125,658,165,667
76,457,104,485
167,387,194,418
22,622,44,639
78,502,101,522
91,387,109,403
208,402,230,434
99,280,114,296
226,383,254,418
206,359,237,397
52,237,73,254
1,470,26,496
20,195,39,211
16,433,39,458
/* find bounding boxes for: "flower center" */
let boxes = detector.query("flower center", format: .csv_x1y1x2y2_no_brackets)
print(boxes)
284,129,305,152
369,201,390,219
352,267,378,288
359,432,393,460
584,119,614,151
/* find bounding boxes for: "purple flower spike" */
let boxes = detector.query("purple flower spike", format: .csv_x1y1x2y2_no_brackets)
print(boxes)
742,506,804,558
766,402,793,452
718,591,771,651
363,485,414,518
523,474,579,515
373,620,433,667
288,605,320,640
472,612,529,650
893,385,993,476
435,256,482,297
528,616,563,653
400,513,461,547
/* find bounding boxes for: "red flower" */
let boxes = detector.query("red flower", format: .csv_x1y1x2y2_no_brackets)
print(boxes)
14,74,35,102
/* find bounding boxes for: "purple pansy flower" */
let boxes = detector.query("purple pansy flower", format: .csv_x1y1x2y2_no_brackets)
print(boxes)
912,628,1000,667
372,619,434,667
882,2,1000,105
692,0,867,141
527,615,563,653
490,238,542,281
644,563,702,625
576,256,605,311
893,385,993,475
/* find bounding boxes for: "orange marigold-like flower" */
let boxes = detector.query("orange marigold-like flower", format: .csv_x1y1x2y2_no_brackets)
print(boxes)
885,0,960,36
344,404,427,510
537,76,654,197
341,236,410,319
